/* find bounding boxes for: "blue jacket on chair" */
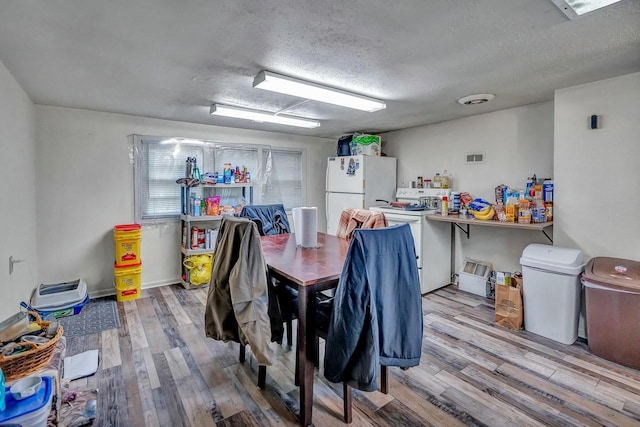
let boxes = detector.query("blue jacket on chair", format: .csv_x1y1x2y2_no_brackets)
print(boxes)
239,204,290,236
324,224,423,391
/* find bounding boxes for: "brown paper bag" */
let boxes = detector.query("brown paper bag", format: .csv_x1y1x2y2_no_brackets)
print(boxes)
495,284,523,330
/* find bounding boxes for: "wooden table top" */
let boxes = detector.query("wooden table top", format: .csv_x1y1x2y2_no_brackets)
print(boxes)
261,232,350,288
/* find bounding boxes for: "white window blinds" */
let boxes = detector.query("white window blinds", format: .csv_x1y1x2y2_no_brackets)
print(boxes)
134,136,305,223
262,149,304,210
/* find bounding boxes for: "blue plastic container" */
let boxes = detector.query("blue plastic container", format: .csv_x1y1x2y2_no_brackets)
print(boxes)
0,376,52,427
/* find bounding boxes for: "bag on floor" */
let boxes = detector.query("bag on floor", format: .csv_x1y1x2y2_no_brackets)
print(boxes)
495,283,523,330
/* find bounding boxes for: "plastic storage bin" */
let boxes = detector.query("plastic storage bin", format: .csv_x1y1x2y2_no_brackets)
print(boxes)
113,224,142,266
520,244,585,344
582,257,640,369
0,376,53,427
114,261,142,302
22,294,90,319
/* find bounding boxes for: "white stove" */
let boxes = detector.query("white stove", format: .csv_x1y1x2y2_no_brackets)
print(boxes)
370,188,451,294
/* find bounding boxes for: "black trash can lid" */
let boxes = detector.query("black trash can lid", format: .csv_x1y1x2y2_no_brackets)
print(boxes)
582,257,640,292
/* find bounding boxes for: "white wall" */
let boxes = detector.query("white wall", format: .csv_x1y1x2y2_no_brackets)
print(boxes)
555,72,640,339
35,106,334,296
554,72,640,261
0,59,37,317
382,102,554,274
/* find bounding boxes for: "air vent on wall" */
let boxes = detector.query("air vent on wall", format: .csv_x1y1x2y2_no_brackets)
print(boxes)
465,152,485,164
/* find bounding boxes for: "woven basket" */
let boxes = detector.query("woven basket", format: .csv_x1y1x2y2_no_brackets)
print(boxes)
0,311,64,381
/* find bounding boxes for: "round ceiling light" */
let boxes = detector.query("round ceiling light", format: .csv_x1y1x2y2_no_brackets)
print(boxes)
457,93,496,106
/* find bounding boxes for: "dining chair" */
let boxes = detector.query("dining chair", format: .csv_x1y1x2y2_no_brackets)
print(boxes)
240,204,298,347
239,204,291,236
203,216,283,389
335,208,388,240
319,224,423,423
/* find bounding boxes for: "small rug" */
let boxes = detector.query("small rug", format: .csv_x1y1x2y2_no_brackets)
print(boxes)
59,297,121,339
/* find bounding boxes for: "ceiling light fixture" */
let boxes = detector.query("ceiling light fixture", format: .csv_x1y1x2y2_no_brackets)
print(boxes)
210,104,320,129
457,93,495,106
550,0,623,19
253,71,386,112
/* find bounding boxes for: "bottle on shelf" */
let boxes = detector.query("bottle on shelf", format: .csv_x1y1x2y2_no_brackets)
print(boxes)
442,170,450,189
518,198,532,224
441,196,449,216
433,173,442,188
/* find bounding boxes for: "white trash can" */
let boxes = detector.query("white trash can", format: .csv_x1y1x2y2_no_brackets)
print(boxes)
520,244,585,344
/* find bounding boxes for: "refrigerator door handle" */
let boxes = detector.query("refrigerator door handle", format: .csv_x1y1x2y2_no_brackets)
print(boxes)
326,192,329,223
325,161,330,193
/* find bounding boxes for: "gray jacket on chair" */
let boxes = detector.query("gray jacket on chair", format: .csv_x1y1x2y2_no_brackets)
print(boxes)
324,224,423,391
204,217,282,366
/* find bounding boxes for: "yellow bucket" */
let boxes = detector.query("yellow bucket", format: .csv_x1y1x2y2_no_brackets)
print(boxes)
114,224,142,266
114,262,142,302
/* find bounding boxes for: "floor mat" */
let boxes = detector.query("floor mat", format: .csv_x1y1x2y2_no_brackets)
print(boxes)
59,297,121,339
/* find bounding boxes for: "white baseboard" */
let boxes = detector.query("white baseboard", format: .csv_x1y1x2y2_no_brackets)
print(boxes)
88,278,180,299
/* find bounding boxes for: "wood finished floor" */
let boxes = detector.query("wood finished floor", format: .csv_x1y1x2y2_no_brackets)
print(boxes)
65,285,640,427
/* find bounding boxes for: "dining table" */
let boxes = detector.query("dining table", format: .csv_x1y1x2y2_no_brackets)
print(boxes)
260,232,350,427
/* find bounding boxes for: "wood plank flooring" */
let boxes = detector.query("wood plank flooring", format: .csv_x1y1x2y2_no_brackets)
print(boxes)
65,285,640,426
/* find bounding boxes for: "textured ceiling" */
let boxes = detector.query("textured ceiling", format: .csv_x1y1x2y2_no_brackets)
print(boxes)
0,0,638,138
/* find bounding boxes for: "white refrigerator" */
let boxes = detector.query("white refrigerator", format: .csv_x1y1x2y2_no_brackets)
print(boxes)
326,155,397,236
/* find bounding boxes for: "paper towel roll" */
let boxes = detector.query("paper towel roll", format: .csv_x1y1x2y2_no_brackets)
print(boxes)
292,207,318,248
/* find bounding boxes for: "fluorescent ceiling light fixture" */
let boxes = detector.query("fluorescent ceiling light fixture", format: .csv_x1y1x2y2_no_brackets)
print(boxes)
210,104,320,129
253,71,386,112
551,0,623,18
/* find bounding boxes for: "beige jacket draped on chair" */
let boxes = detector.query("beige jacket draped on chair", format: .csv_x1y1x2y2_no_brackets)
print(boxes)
204,217,275,365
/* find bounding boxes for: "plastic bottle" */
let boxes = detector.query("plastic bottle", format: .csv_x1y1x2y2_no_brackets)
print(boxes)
543,179,554,202
433,173,442,188
518,199,531,224
194,197,201,216
0,367,5,411
441,196,448,216
442,170,450,189
185,157,192,178
545,201,553,221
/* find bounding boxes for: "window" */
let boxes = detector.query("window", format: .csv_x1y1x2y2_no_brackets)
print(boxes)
261,149,304,210
133,135,305,223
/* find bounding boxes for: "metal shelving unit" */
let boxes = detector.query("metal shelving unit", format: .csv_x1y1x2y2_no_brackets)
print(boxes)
179,183,253,289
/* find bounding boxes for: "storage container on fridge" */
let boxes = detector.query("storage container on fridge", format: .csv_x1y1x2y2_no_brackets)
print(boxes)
581,257,640,369
520,244,585,344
